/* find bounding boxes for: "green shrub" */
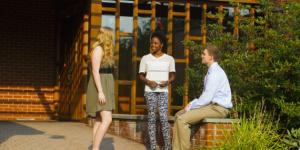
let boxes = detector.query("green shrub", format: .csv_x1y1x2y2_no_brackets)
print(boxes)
282,128,300,150
212,104,283,150
181,0,300,129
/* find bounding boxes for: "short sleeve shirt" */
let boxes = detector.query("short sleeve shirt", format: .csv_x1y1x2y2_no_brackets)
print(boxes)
139,54,175,92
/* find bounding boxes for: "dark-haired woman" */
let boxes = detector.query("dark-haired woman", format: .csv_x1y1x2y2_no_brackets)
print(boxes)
139,32,176,150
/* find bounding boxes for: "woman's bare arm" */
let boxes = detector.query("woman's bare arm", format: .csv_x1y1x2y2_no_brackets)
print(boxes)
91,46,106,104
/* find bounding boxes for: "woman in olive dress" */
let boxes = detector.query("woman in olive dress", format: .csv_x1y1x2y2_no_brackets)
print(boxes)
86,27,115,150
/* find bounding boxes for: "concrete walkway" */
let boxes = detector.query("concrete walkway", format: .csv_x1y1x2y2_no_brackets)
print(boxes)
0,121,147,150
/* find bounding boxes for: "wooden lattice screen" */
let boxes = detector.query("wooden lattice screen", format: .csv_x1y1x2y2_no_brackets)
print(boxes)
58,0,258,120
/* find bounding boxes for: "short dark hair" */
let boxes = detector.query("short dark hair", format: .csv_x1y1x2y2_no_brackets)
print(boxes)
150,31,166,50
205,43,221,61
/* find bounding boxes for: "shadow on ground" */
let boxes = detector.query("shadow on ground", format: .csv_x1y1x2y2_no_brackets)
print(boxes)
88,137,115,150
0,121,44,143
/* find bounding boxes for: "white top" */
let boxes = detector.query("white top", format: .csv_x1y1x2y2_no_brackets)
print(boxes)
139,53,176,92
187,62,232,111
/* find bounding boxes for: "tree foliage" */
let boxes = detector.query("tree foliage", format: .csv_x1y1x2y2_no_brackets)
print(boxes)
183,0,300,129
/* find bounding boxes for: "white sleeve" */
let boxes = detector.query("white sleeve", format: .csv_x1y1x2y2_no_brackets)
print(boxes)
169,56,176,72
139,56,146,73
188,72,221,110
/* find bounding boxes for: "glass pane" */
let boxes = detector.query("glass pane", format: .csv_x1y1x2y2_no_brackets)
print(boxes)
172,63,186,106
102,15,115,29
101,15,133,33
120,16,133,33
190,19,201,37
173,17,185,59
119,37,133,80
223,7,234,33
137,16,151,57
190,4,202,37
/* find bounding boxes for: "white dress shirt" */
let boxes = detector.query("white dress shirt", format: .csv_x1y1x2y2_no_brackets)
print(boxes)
187,62,232,111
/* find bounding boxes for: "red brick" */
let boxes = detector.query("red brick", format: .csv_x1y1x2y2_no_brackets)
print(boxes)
206,129,216,136
0,0,56,121
206,123,215,130
215,135,225,140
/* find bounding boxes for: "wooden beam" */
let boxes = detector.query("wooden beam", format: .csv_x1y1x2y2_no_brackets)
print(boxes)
173,12,186,17
138,9,152,15
218,5,224,25
167,0,174,115
183,0,190,107
102,7,117,12
201,3,207,45
118,80,133,85
234,6,240,40
114,0,120,113
151,0,156,32
175,59,186,63
167,1,173,55
189,36,202,41
131,0,138,114
82,14,89,118
119,32,133,37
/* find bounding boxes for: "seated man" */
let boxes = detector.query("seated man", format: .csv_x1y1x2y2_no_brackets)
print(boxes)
172,44,233,150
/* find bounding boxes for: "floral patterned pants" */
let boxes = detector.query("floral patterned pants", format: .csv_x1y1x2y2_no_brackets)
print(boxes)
144,92,171,150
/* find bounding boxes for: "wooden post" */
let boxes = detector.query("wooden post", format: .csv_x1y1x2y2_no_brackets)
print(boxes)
249,7,255,50
89,0,102,48
201,3,207,45
82,14,89,118
234,6,240,40
131,0,138,114
151,0,156,32
167,0,174,115
167,1,173,56
183,0,190,107
115,0,120,113
218,5,224,26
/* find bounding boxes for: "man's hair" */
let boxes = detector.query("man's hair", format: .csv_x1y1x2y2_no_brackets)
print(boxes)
205,43,221,61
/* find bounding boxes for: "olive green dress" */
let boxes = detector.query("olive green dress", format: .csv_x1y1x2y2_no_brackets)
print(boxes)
86,69,115,117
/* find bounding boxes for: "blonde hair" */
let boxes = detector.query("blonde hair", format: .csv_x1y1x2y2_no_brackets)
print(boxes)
92,27,115,68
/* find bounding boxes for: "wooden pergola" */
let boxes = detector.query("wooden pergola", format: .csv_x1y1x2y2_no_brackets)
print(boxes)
57,0,258,120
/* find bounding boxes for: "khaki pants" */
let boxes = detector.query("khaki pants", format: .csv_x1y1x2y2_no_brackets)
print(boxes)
172,104,229,150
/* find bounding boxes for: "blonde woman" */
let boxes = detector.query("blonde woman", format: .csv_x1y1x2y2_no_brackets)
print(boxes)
86,27,115,150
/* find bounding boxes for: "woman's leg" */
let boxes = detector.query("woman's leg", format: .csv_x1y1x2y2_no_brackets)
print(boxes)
93,110,112,150
158,92,171,150
145,92,158,150
93,113,102,144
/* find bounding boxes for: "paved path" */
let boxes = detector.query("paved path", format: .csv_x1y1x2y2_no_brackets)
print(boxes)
0,121,147,150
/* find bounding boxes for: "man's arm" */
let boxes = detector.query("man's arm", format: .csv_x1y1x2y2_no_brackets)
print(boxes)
187,72,221,111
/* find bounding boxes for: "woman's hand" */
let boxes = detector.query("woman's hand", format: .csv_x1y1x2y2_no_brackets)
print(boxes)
147,80,158,89
98,92,106,104
159,81,169,88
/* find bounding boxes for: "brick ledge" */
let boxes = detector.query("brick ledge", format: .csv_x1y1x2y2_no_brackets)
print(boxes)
112,114,239,123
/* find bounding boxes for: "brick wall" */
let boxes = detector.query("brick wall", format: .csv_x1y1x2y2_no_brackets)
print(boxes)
0,0,57,120
101,115,237,149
